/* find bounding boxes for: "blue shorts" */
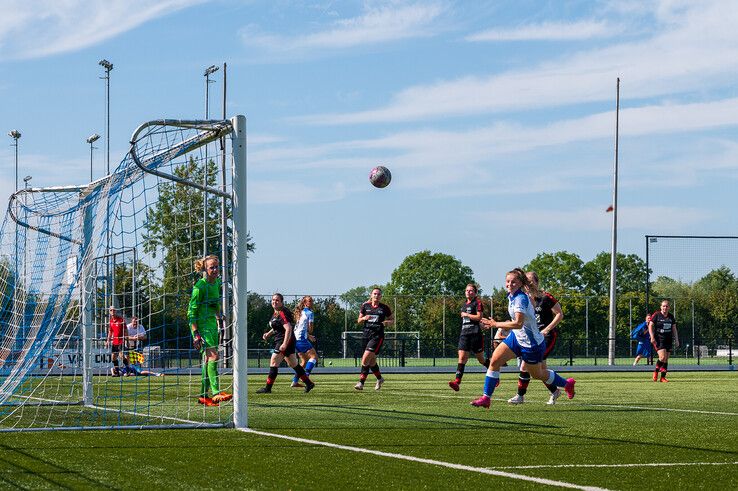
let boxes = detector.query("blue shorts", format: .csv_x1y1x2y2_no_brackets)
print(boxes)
503,332,546,364
295,339,314,354
636,342,652,357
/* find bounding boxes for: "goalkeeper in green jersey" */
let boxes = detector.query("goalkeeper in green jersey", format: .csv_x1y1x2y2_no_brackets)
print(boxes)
188,255,232,406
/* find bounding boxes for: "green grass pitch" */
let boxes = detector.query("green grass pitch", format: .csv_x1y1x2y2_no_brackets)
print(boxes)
1,371,736,489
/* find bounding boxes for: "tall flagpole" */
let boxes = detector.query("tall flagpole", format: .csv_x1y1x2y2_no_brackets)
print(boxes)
608,78,621,365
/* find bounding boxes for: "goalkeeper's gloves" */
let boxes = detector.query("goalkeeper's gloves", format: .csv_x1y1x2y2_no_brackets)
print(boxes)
192,330,203,350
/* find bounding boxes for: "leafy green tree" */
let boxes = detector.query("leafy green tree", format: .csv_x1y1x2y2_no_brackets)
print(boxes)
142,157,255,346
387,251,476,296
339,286,374,312
385,251,476,333
581,252,647,295
525,251,584,293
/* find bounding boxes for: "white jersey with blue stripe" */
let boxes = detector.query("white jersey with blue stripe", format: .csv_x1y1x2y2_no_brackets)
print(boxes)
507,290,545,348
294,308,314,341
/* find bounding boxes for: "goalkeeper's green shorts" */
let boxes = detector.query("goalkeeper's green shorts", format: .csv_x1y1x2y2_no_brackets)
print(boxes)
194,322,219,349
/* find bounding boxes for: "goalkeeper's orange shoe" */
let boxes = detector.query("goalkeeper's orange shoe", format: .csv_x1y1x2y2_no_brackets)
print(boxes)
212,392,233,403
198,396,217,406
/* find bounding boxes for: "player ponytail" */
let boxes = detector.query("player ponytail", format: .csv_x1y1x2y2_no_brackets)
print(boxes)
294,295,313,321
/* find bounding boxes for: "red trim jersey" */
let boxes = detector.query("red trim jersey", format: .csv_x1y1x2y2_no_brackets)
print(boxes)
269,308,295,344
109,315,127,346
360,302,392,332
532,291,559,332
460,297,483,334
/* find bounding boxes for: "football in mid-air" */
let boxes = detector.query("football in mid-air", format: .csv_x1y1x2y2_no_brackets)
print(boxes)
369,165,391,188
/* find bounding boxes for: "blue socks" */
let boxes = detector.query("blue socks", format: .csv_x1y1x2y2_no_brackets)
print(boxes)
293,359,317,383
483,369,500,397
546,369,567,387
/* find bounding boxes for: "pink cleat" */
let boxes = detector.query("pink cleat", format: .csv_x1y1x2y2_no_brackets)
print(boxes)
470,395,491,408
448,380,460,392
564,378,576,399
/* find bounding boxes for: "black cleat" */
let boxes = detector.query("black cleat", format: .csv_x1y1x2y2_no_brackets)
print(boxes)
256,386,272,394
304,380,315,393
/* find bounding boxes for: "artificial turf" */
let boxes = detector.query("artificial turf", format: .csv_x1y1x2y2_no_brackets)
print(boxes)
1,372,736,490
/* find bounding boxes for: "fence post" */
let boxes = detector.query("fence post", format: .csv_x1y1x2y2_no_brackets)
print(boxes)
629,298,633,357
442,295,446,358
585,297,590,357
729,338,733,367
400,339,406,367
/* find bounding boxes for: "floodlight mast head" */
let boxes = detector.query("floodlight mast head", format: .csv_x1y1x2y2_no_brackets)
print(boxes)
204,65,219,76
8,130,21,140
99,59,113,71
86,133,101,144
23,175,32,184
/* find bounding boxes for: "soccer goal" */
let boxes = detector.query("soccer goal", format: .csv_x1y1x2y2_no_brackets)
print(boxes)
0,116,248,431
341,331,421,359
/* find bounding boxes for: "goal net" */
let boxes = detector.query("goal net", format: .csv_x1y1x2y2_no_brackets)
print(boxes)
0,117,247,431
646,235,738,354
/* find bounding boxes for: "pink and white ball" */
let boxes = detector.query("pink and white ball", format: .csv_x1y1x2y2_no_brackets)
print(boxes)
369,165,391,188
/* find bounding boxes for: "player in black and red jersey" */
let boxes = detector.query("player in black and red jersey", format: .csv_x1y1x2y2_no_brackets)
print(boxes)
507,271,565,405
256,293,316,394
648,299,679,382
355,288,394,391
448,284,490,391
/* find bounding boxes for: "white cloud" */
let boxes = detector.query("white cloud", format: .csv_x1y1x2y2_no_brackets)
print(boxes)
297,1,738,124
240,1,445,57
466,20,622,42
0,0,204,61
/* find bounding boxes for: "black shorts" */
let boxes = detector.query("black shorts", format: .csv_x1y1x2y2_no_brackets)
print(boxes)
111,345,122,353
458,331,484,354
272,337,296,357
542,329,558,360
362,330,385,355
654,333,673,352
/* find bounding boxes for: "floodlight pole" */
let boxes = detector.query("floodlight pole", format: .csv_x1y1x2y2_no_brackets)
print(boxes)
9,130,21,327
203,64,219,257
87,134,100,182
219,63,231,365
99,60,113,176
608,78,621,366
99,59,113,308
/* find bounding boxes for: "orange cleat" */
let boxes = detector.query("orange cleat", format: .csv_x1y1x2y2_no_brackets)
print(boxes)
211,392,233,403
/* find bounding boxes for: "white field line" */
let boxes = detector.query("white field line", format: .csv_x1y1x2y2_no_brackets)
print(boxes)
239,428,610,491
495,461,738,469
15,395,212,425
86,403,221,426
585,404,738,416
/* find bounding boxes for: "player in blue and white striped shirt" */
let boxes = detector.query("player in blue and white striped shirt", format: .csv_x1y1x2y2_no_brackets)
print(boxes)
291,296,319,388
471,268,576,408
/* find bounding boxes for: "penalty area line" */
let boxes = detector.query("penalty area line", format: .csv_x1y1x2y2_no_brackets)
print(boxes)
239,428,610,491
584,403,738,416
495,461,738,470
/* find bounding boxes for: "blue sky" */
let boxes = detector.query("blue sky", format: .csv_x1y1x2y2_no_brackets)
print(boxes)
1,0,737,295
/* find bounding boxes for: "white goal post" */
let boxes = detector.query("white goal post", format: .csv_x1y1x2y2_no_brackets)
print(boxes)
0,116,248,432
